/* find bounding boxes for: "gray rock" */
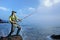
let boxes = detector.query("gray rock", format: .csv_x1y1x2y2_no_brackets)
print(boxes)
0,35,23,40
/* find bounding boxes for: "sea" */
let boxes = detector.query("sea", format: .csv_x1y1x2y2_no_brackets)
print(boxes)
0,23,60,40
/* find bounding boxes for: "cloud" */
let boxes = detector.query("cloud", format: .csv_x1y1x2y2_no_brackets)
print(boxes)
27,0,60,26
37,0,60,14
28,7,35,12
43,0,53,7
0,7,10,11
18,7,35,17
17,9,27,17
53,0,60,4
42,0,60,7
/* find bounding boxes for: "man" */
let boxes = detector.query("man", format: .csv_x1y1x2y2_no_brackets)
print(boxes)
7,11,21,37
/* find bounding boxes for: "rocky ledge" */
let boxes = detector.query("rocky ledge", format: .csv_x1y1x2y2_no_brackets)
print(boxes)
0,35,23,40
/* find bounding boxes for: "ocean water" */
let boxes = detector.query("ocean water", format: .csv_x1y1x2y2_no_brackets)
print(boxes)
0,23,60,40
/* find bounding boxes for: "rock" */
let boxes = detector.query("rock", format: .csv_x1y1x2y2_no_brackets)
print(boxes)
51,34,60,39
0,35,23,40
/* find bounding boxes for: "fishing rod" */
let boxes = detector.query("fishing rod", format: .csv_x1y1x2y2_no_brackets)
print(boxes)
21,13,34,20
20,11,36,21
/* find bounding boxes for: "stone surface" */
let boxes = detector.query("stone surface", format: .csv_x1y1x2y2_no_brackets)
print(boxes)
51,34,60,39
0,35,23,40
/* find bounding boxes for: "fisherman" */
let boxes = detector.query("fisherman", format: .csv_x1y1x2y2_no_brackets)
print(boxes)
7,11,21,37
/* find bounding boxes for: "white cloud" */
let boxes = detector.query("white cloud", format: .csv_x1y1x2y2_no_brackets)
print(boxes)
43,0,53,7
0,7,10,11
37,0,60,13
28,7,35,12
53,0,60,4
18,7,35,16
39,0,60,7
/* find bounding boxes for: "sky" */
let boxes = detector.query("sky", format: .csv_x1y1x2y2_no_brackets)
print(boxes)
0,0,60,26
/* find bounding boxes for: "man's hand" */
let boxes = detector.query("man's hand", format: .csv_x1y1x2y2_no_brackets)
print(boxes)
10,21,16,24
13,22,16,24
18,19,22,22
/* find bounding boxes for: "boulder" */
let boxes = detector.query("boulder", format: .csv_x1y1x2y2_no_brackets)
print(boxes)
0,35,23,40
51,34,60,39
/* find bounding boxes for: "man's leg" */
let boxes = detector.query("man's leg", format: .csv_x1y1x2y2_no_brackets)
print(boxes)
7,24,14,37
16,25,21,35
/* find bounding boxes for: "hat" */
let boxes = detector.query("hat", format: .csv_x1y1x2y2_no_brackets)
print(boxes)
12,11,16,13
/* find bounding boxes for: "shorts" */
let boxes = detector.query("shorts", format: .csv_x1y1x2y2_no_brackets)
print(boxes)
13,24,20,28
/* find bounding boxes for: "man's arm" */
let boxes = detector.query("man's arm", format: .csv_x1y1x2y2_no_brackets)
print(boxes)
9,17,16,24
17,19,22,22
18,19,22,21
16,16,22,22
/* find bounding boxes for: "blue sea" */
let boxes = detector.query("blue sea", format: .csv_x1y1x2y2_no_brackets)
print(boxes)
0,23,60,40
